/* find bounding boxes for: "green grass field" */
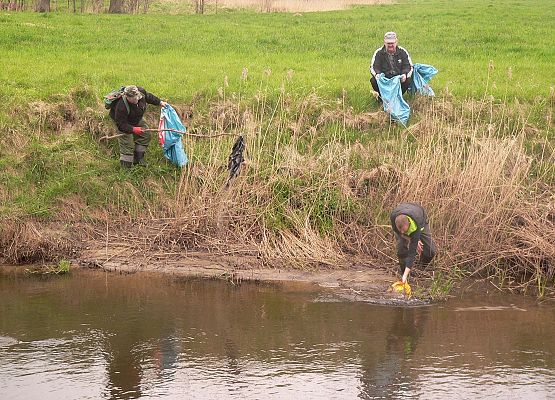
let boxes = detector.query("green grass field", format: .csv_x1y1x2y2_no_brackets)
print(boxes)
0,0,554,106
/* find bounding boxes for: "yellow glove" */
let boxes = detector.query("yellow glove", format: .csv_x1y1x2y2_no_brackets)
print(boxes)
391,281,412,298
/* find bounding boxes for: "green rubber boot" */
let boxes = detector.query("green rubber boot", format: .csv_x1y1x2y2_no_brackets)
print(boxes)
133,151,148,167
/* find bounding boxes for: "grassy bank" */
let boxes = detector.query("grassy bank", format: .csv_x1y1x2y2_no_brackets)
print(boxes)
0,0,554,296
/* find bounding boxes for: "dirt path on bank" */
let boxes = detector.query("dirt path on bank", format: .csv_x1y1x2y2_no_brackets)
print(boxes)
77,241,425,305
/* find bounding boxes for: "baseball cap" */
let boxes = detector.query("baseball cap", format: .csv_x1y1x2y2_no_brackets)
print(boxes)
384,32,397,43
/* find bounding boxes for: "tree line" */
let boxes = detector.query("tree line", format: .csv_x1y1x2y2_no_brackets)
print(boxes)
0,0,210,13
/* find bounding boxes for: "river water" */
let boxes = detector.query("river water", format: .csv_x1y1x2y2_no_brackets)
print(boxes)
0,269,554,399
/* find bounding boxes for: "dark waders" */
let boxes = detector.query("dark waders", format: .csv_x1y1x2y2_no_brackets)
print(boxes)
118,119,150,167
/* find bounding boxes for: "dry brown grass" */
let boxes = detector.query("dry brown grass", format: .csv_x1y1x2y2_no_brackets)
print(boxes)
0,220,77,264
213,0,393,12
384,100,554,293
1,84,553,295
114,91,552,291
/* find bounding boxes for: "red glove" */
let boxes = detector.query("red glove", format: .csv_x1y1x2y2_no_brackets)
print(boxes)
132,126,143,135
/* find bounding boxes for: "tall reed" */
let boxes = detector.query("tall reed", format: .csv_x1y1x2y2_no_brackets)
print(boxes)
212,0,392,12
134,73,553,291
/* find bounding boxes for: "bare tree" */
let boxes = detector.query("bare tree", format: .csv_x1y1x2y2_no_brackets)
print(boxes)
35,0,50,11
108,0,124,13
195,0,204,14
261,0,273,12
127,0,138,13
91,0,103,13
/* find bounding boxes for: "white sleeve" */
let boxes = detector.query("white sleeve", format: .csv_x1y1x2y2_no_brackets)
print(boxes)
370,48,381,77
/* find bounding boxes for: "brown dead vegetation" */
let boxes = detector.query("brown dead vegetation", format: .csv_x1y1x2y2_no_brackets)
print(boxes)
0,86,553,297
0,220,77,264
212,0,394,13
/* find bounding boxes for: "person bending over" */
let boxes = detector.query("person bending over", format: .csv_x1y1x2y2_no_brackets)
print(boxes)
390,202,436,283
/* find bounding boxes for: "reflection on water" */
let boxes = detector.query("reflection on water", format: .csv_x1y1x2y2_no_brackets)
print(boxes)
0,270,554,399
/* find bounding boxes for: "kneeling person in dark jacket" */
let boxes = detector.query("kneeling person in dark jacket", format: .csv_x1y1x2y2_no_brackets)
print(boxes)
390,203,436,283
110,85,168,168
370,31,413,103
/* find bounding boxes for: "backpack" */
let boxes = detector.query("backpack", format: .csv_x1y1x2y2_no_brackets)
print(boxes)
104,86,130,114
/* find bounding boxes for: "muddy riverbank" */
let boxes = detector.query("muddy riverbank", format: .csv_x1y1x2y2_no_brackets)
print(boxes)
1,220,418,303
3,218,553,302
76,241,426,305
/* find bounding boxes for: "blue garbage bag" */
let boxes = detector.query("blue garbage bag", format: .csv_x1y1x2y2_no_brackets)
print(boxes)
409,63,438,96
158,105,188,167
377,74,411,126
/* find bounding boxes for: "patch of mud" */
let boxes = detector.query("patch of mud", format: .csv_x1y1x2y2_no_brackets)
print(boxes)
77,243,421,305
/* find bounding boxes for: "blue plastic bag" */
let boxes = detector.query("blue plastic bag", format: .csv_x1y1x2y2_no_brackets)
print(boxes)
409,63,438,96
158,105,188,167
377,74,411,126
